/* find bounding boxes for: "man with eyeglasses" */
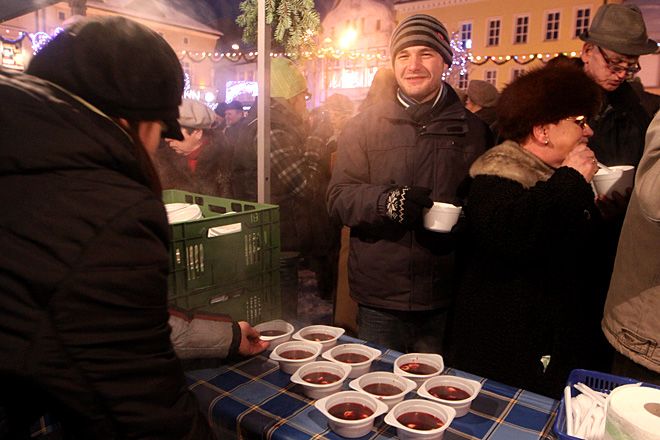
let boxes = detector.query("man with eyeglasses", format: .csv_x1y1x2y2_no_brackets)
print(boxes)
579,3,657,169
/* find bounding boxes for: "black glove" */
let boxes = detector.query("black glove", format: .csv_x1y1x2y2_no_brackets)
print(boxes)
381,186,433,228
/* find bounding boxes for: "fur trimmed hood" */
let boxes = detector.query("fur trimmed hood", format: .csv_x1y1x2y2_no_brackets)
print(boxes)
469,140,554,188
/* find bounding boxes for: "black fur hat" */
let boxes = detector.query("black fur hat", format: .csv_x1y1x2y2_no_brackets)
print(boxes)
497,63,602,143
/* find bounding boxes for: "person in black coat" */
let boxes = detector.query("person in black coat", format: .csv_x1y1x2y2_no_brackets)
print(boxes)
449,64,613,398
0,17,217,439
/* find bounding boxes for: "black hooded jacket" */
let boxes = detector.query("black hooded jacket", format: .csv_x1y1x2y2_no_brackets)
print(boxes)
0,70,214,439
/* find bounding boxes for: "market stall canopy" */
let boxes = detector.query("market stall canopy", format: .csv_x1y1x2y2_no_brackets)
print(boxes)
1,0,62,22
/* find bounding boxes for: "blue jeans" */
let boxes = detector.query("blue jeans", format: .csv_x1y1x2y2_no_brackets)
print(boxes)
357,305,448,354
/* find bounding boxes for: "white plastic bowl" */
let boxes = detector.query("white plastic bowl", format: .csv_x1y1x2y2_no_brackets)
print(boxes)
417,375,482,417
290,361,351,399
423,202,462,232
269,340,322,374
349,371,417,409
394,353,444,388
165,203,203,223
315,390,388,438
321,343,381,378
254,319,294,349
292,325,345,352
384,399,456,440
592,165,635,198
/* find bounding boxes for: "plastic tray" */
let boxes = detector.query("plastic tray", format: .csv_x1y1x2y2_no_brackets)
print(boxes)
553,368,660,440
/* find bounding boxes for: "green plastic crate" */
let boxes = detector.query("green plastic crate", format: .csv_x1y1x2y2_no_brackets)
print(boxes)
163,190,281,323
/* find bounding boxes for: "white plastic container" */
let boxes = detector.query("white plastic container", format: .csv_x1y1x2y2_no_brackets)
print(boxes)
314,390,388,438
321,343,381,378
384,399,456,440
269,340,322,374
349,371,417,409
592,165,635,198
254,319,294,349
417,375,482,417
394,353,444,388
423,202,462,232
292,325,345,352
290,361,351,399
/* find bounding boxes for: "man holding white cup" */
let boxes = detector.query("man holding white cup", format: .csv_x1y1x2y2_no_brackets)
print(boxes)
327,14,491,353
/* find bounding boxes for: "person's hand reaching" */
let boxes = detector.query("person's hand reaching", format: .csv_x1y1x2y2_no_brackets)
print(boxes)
238,321,269,356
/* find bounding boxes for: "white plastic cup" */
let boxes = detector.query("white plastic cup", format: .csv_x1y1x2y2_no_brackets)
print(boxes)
321,343,381,378
417,375,482,417
254,319,294,349
384,399,456,440
592,165,635,198
290,361,351,399
269,340,322,374
393,353,444,388
349,371,417,409
315,391,389,438
292,325,345,352
423,202,462,232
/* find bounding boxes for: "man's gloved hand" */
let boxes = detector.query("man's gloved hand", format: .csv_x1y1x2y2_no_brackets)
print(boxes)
382,186,433,228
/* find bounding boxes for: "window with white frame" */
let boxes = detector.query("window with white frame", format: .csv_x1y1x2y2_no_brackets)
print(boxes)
574,7,590,38
487,19,501,46
511,68,525,81
514,15,529,44
485,70,497,85
459,22,472,50
545,11,560,41
458,72,469,89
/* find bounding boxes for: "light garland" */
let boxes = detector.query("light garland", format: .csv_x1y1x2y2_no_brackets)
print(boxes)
1,26,580,67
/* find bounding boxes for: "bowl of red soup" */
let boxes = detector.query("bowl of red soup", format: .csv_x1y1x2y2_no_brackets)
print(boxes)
269,340,322,374
322,343,381,378
348,371,417,409
393,353,444,387
314,390,388,438
417,375,481,417
292,325,345,352
254,319,294,349
290,361,351,399
384,399,456,439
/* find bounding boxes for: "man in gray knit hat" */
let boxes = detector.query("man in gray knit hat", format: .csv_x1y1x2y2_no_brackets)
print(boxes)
327,14,492,353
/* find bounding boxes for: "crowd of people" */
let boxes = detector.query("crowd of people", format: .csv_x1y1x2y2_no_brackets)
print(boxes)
0,2,658,438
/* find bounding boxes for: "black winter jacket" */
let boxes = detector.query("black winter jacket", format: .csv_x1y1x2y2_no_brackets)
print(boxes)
327,85,490,310
0,71,215,439
588,81,651,168
449,142,612,398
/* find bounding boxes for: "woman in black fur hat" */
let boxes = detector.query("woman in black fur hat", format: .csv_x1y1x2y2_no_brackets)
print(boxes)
448,63,613,398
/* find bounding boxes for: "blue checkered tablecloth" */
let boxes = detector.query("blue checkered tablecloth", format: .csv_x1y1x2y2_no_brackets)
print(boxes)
186,335,559,439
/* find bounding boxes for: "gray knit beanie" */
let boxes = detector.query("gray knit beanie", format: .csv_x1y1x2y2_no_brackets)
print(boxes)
390,14,453,66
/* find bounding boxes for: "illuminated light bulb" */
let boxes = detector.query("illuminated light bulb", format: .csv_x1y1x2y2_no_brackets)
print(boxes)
505,55,511,60
570,51,576,57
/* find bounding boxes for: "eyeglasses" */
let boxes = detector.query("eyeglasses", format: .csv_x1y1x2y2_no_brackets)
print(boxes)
597,46,641,77
565,115,589,129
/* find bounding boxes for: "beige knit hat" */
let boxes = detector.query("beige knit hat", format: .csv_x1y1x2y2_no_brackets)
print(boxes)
270,57,308,99
467,80,499,108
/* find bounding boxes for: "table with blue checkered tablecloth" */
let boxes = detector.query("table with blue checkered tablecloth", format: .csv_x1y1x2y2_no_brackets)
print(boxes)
186,335,559,440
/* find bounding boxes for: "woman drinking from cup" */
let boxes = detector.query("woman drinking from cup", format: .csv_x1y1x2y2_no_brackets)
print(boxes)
449,64,613,398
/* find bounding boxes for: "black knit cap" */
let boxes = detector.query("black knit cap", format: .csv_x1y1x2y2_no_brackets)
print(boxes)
27,16,184,140
390,14,453,66
496,63,602,143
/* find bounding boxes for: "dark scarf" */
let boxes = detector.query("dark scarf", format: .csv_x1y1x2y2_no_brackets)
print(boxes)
396,84,447,123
